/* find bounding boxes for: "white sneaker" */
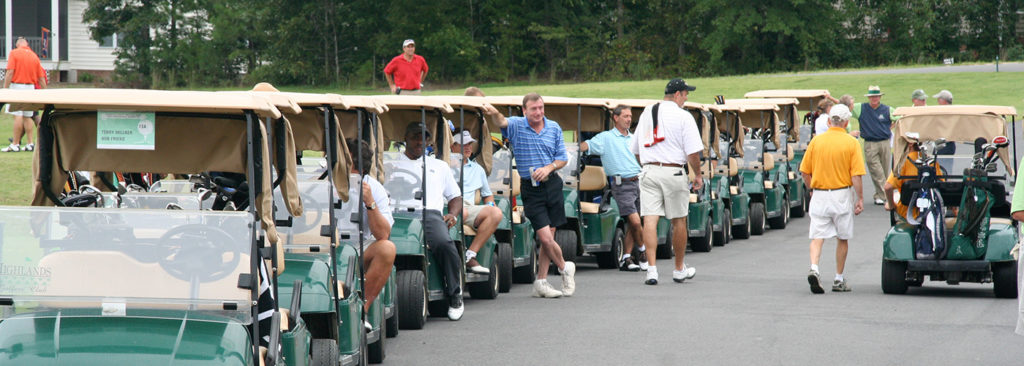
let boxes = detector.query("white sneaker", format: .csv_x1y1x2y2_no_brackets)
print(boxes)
873,198,885,205
673,267,696,283
645,266,658,285
560,262,576,297
447,293,464,321
639,261,649,271
363,321,372,332
1,144,19,152
531,279,563,298
23,143,33,151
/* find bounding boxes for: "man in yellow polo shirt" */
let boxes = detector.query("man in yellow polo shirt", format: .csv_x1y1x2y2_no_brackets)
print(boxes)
800,104,866,294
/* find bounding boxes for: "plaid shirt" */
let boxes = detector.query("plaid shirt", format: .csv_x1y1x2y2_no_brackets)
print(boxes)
502,116,568,177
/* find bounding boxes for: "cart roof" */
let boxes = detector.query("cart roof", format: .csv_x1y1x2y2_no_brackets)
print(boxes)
725,98,800,107
373,95,453,113
892,105,1018,117
337,95,388,113
744,89,830,112
428,96,497,175
0,88,284,119
892,112,1014,176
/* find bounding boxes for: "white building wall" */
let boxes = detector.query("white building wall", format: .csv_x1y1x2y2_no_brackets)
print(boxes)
66,0,115,71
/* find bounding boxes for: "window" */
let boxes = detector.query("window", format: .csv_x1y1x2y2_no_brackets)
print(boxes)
99,33,119,48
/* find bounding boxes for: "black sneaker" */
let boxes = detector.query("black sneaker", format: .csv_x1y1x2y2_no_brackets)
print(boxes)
619,256,640,271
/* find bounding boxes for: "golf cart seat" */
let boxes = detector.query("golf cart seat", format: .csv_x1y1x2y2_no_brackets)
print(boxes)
511,171,524,224
990,218,1013,226
761,153,776,170
774,149,794,162
464,224,477,236
716,158,740,177
579,165,607,214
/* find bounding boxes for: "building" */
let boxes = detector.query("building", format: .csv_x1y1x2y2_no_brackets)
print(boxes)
0,0,117,83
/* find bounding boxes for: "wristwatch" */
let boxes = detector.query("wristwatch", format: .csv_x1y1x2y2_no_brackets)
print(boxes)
365,201,377,210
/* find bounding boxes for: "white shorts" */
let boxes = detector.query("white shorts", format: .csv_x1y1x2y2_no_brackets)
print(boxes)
4,83,35,117
808,188,854,240
463,203,487,225
639,165,690,219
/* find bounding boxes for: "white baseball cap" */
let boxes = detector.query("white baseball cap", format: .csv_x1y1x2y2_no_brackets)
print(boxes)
453,130,476,145
403,39,415,47
829,104,852,121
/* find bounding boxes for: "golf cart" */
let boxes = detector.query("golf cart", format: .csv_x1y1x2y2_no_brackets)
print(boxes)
743,89,830,172
0,88,310,365
709,102,789,234
613,99,727,257
882,105,1019,298
431,95,516,294
259,90,393,364
376,95,489,325
727,97,808,219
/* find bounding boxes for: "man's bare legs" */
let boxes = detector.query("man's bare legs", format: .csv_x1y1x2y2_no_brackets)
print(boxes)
671,217,688,270
623,212,643,255
642,215,660,267
10,115,25,145
835,239,848,275
362,239,396,312
465,206,502,267
535,226,565,279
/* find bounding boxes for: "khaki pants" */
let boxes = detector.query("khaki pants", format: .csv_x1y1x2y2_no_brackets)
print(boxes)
863,140,891,201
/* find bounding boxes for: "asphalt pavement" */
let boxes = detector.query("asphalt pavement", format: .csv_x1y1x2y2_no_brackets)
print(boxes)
385,182,1023,366
776,62,1024,76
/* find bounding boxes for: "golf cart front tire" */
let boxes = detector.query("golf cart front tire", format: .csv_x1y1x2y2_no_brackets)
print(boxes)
396,270,427,329
690,219,712,253
468,252,499,300
367,309,386,364
513,248,538,284
555,229,578,263
881,260,909,295
497,242,513,292
993,261,1018,298
311,338,339,366
768,194,788,229
750,202,766,235
595,226,625,269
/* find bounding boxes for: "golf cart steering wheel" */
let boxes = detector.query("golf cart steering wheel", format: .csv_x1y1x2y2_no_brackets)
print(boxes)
158,224,242,282
289,192,325,234
386,167,424,205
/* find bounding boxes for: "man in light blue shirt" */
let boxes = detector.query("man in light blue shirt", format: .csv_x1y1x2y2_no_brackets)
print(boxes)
581,105,647,272
451,130,504,275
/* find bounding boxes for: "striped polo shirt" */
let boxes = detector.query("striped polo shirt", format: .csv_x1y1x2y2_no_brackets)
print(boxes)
502,116,568,177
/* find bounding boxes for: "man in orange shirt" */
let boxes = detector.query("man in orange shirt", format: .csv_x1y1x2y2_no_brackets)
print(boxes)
3,37,47,152
800,104,866,294
383,39,428,95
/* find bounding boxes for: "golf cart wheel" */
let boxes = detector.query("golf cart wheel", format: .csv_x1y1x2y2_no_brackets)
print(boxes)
596,226,625,269
311,338,339,366
750,202,767,235
881,260,909,295
723,208,732,244
368,309,386,364
385,306,399,338
768,195,788,229
497,242,514,292
396,270,427,330
657,223,674,259
993,261,1018,299
690,219,713,253
713,209,729,246
791,191,806,218
427,299,448,318
468,252,500,299
513,246,537,284
732,210,751,239
554,229,578,263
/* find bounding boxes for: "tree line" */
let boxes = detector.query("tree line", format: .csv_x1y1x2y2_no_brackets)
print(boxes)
84,0,1024,89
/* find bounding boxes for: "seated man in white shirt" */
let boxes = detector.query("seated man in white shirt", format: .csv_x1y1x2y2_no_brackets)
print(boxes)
393,122,466,321
347,139,396,313
450,131,504,274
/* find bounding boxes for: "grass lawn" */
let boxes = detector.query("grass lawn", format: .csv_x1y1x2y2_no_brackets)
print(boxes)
0,68,1021,205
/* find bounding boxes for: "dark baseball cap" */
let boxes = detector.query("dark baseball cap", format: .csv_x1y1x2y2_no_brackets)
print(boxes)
665,78,696,94
404,122,432,138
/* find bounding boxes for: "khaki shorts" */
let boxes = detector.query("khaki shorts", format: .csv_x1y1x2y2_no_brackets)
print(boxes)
808,188,855,240
464,203,487,225
639,165,690,219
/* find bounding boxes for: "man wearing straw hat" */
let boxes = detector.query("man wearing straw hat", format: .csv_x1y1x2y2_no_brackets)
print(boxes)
850,85,895,206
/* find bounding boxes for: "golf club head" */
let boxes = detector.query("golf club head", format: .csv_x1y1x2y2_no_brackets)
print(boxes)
127,184,145,192
165,203,183,210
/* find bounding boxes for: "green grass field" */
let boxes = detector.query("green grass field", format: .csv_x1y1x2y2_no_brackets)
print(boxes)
1,69,1021,205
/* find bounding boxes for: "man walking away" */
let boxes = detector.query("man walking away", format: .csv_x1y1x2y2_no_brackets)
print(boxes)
800,104,866,294
630,79,705,285
3,37,47,152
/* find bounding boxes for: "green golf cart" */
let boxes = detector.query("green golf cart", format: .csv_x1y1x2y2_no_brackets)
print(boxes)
0,88,310,365
882,105,1019,298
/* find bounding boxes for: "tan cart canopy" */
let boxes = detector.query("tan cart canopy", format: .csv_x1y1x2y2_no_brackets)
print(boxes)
527,96,611,135
2,88,285,119
725,98,798,143
430,96,497,175
709,103,782,157
376,96,455,165
892,112,1014,176
893,105,1019,117
744,89,830,112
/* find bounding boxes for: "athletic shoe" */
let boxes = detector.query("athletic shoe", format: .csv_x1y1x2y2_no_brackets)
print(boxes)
364,321,372,332
560,262,576,297
832,279,851,292
619,256,640,272
807,270,824,294
23,143,33,151
447,292,464,321
531,279,563,298
1,144,20,152
645,267,658,285
636,251,649,271
466,258,490,274
672,267,696,283
873,198,885,205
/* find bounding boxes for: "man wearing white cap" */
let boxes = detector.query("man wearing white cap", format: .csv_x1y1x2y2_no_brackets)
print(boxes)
934,90,953,105
849,85,894,205
450,130,504,274
384,39,429,95
800,104,866,294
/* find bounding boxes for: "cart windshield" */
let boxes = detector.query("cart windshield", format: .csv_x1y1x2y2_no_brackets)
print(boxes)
102,192,216,210
556,143,580,185
0,207,254,323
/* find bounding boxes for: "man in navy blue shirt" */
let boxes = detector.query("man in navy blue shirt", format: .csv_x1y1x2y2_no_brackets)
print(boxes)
487,93,576,298
850,86,894,205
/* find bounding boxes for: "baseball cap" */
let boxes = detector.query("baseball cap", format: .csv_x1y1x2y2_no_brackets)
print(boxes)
910,89,927,100
453,130,476,145
404,122,431,138
403,39,415,47
829,104,852,121
933,90,953,100
664,78,696,94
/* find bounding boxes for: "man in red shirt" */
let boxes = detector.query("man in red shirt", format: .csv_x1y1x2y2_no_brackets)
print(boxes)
3,37,47,152
384,39,428,95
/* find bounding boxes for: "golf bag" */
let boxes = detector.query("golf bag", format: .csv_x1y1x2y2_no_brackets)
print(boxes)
906,159,946,260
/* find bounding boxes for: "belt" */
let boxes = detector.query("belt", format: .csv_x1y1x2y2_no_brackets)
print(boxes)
643,162,683,168
610,176,639,182
813,186,851,192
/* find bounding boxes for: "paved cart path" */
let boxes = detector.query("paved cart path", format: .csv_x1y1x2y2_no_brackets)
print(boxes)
386,182,1023,366
775,62,1024,76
